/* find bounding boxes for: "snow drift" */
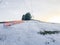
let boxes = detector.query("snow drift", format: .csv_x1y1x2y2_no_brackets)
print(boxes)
0,20,60,45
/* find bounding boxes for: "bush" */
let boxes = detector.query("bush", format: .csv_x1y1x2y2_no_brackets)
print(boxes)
22,15,25,20
38,31,60,35
22,12,32,20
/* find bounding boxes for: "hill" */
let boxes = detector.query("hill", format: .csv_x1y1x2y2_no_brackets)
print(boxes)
0,20,60,45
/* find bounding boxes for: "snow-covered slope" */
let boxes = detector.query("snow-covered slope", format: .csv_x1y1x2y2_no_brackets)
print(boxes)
0,20,60,45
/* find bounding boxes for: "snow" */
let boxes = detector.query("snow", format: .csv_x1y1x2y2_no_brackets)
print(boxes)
0,20,60,45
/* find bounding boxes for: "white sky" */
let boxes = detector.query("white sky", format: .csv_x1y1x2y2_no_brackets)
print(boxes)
0,0,60,22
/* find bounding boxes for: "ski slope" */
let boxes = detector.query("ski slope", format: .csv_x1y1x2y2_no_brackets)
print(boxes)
0,20,60,45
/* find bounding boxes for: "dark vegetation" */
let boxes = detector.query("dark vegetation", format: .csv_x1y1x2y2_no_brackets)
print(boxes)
0,22,6,23
22,12,32,20
38,30,60,35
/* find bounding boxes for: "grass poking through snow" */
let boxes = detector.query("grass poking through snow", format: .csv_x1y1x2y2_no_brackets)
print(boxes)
38,31,60,35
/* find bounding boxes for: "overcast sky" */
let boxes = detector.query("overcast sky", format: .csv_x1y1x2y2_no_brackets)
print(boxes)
0,0,60,22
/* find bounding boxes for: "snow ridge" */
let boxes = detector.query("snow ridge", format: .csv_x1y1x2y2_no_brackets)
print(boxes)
0,20,60,45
